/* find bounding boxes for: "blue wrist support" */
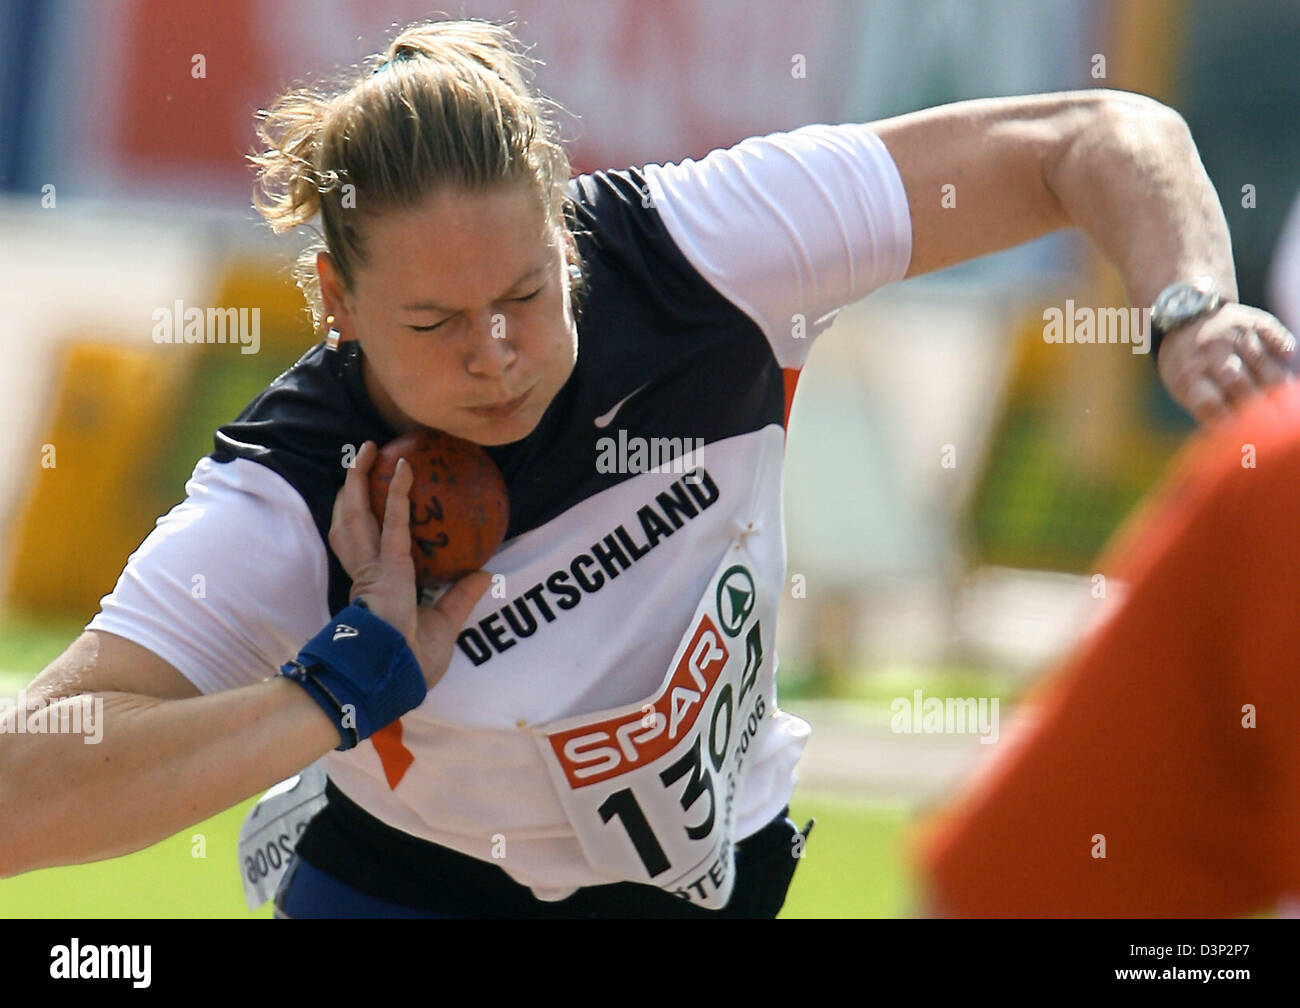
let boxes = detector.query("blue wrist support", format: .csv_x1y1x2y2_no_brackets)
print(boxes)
280,604,425,751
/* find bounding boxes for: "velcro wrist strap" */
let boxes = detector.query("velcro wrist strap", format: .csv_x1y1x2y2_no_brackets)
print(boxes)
280,604,426,751
280,660,354,749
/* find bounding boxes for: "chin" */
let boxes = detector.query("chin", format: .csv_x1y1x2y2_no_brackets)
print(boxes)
423,396,540,446
469,409,543,446
466,378,563,446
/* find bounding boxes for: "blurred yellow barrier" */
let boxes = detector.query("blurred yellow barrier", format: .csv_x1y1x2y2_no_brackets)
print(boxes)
4,340,191,620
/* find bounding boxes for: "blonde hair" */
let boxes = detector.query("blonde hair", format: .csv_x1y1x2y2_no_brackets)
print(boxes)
249,19,580,328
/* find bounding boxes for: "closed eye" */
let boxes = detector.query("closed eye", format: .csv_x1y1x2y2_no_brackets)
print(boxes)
407,285,544,332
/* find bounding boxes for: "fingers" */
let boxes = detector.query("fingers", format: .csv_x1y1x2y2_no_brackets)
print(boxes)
379,457,413,562
1212,351,1257,408
340,440,378,518
1184,373,1230,425
412,570,493,688
1161,306,1300,426
441,570,494,619
1235,328,1295,390
1253,315,1297,368
418,570,493,638
334,444,420,642
329,441,380,566
1204,319,1297,415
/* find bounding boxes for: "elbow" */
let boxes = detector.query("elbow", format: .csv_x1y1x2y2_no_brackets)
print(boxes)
1090,89,1193,148
1052,88,1191,145
0,853,24,882
0,752,14,878
0,784,31,879
1091,87,1181,117
0,790,59,880
1043,90,1195,214
0,744,53,879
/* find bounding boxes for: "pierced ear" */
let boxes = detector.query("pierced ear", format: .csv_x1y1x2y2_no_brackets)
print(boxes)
315,253,357,349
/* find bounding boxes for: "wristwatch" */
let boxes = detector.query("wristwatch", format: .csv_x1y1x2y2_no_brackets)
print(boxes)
1149,275,1224,363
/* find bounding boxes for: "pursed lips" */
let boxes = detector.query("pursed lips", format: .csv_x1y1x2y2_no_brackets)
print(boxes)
467,387,531,413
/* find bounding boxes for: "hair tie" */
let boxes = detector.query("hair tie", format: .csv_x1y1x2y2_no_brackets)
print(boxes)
373,48,419,75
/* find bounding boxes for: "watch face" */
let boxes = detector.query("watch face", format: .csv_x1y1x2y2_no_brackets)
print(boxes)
1155,278,1217,329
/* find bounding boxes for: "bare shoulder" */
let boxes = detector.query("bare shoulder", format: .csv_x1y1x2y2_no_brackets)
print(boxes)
25,630,202,703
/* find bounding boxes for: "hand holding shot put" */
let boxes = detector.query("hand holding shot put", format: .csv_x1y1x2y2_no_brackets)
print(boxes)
329,439,492,688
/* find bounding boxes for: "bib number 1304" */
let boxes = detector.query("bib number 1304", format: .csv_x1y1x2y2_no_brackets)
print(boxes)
598,681,767,881
537,559,771,909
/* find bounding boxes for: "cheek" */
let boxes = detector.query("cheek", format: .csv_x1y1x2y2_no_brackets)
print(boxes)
381,341,453,394
538,315,577,378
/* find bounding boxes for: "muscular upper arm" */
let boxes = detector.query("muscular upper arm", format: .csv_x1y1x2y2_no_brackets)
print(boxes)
25,630,201,703
869,89,1159,279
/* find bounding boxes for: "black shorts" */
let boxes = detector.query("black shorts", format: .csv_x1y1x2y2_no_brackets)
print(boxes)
275,779,812,918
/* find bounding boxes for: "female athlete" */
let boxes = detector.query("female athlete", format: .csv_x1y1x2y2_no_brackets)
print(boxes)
0,18,1293,918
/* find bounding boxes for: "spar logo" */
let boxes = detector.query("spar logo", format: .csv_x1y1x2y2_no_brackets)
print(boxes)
550,615,729,788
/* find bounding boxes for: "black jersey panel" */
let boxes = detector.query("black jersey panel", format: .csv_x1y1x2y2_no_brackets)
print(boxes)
210,341,399,616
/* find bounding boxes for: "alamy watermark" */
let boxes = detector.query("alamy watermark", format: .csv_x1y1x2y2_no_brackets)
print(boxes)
890,689,999,745
0,691,103,744
1043,300,1150,355
152,300,260,354
595,429,706,475
50,940,150,987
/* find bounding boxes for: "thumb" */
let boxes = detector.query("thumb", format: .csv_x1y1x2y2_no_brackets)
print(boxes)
419,570,493,638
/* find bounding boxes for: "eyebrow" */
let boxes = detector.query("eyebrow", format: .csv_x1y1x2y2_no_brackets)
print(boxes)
400,264,548,313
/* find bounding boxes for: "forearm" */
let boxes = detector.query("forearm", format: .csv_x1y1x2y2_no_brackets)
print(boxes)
1045,93,1238,308
0,677,338,877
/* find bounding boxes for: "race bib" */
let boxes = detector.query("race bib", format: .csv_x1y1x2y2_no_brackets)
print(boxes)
533,542,772,909
236,762,328,910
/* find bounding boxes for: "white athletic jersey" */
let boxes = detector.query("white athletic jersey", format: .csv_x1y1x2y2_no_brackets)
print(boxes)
88,122,912,900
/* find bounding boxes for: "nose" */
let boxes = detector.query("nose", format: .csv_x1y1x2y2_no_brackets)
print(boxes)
463,310,518,378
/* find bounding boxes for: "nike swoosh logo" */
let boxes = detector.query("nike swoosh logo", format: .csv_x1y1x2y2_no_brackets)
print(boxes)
333,625,359,641
594,380,652,428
